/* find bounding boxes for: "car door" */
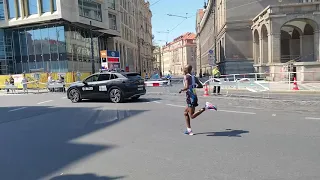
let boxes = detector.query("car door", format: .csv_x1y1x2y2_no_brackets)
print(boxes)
81,74,100,99
96,73,111,97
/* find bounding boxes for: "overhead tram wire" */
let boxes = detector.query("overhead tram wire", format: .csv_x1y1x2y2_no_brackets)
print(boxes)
155,13,195,43
150,0,163,7
168,14,195,32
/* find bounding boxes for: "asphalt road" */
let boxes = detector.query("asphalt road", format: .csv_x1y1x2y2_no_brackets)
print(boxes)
0,89,320,180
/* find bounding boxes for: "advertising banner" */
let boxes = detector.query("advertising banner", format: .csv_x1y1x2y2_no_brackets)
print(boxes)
107,51,120,63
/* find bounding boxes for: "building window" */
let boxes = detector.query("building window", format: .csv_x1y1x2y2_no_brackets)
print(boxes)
0,0,4,20
41,0,50,13
28,0,38,15
7,0,16,19
108,13,117,30
78,0,102,22
108,0,115,10
52,0,56,11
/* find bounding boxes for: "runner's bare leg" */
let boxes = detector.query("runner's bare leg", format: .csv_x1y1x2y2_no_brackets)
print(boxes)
188,107,205,119
184,107,191,128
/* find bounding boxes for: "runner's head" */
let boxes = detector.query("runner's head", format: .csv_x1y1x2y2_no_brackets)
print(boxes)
183,65,192,74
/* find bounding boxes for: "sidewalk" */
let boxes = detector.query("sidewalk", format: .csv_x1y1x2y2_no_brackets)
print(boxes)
206,81,320,93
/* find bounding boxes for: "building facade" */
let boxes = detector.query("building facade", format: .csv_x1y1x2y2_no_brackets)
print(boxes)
252,1,320,81
152,45,162,75
198,0,320,76
108,0,153,75
162,32,197,75
0,0,120,75
196,6,215,76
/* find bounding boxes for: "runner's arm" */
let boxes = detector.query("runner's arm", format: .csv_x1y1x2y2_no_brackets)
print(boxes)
179,76,190,93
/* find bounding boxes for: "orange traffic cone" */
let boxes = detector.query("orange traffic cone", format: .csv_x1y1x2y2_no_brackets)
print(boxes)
203,84,209,96
292,77,299,90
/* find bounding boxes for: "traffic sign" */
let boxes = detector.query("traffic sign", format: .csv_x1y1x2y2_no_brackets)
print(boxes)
209,49,214,54
208,54,216,66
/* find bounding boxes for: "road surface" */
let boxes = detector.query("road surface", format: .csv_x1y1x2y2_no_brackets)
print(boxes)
0,89,319,180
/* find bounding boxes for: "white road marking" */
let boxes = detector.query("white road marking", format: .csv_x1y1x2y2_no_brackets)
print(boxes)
60,97,67,99
232,106,264,110
147,92,163,94
37,100,53,104
166,104,185,108
8,107,27,112
164,103,256,115
272,114,276,116
305,117,320,120
153,101,161,104
218,110,256,115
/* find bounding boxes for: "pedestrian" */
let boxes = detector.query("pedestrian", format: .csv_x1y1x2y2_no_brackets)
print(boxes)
4,79,9,93
212,65,221,95
179,65,217,136
21,74,28,94
9,75,15,93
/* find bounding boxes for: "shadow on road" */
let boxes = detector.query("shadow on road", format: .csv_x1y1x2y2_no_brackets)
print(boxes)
195,129,249,137
0,106,146,180
50,173,126,180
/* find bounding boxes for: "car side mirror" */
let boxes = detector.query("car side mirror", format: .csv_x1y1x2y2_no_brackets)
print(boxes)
83,81,88,86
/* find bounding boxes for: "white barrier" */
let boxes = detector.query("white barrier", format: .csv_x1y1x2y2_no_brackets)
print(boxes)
144,80,168,87
203,77,270,96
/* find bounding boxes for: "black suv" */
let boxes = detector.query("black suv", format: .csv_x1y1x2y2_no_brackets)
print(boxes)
67,71,146,103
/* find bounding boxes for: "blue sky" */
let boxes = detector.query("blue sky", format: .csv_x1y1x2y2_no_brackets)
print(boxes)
149,0,204,46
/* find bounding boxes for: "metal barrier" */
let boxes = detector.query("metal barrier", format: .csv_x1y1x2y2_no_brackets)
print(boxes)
47,82,66,93
145,78,184,95
3,84,18,93
205,71,320,91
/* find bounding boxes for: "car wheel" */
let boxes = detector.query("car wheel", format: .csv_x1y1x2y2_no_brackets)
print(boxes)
131,95,140,100
109,88,123,103
69,89,81,103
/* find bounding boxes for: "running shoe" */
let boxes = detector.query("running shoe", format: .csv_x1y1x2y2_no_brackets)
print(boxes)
205,102,217,111
184,129,194,136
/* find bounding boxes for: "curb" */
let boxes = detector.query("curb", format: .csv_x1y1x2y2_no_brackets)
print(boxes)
198,88,320,95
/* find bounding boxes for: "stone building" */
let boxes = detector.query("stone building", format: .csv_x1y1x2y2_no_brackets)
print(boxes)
196,4,215,76
197,0,320,77
162,32,197,75
252,2,320,81
152,46,162,75
107,0,153,74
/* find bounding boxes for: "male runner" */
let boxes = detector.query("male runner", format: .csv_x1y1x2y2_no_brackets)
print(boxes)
179,65,217,135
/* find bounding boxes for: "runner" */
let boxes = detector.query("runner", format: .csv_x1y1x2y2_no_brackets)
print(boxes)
179,65,217,135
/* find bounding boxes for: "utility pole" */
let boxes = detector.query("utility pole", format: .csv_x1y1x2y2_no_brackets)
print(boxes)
90,21,95,74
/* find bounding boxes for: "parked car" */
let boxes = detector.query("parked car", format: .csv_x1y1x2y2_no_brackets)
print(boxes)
67,71,146,103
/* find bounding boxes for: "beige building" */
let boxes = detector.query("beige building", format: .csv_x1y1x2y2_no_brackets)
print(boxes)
108,0,153,74
197,0,320,80
162,33,197,75
252,2,320,81
152,46,162,75
196,6,215,76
